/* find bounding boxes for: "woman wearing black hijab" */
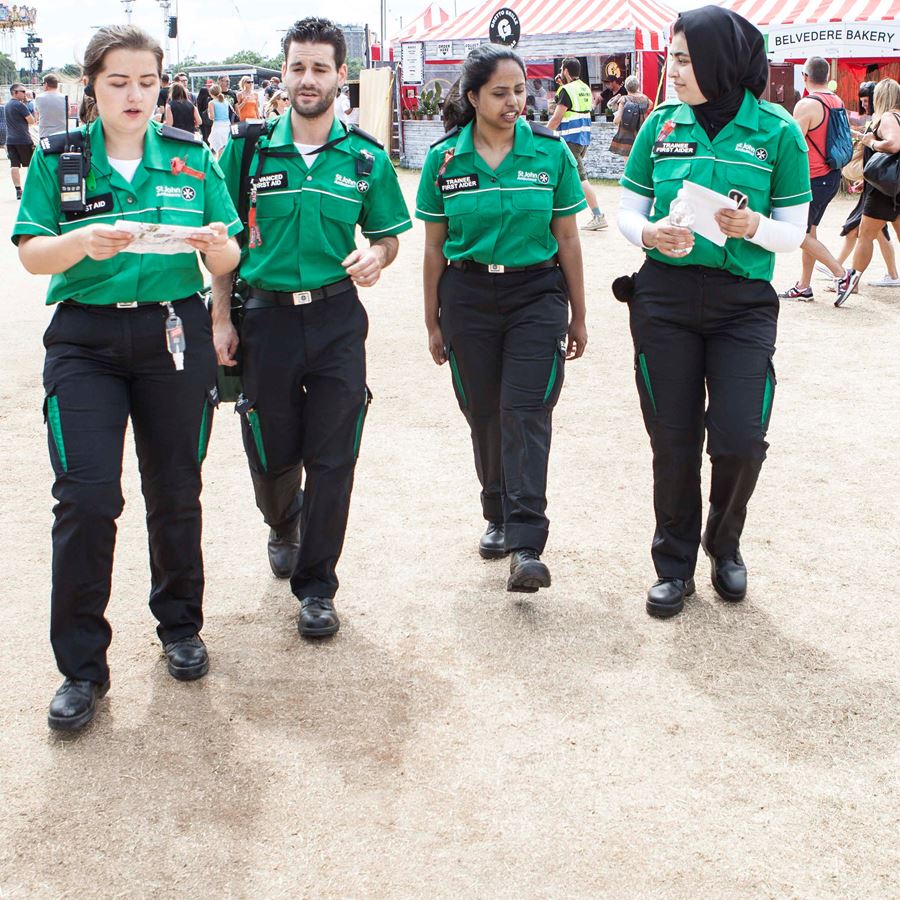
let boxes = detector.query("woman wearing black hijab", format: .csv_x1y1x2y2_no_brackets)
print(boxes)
617,6,812,618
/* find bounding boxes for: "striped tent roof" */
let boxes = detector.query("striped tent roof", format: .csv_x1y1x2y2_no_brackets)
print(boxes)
392,3,452,45
723,0,899,25
415,0,678,50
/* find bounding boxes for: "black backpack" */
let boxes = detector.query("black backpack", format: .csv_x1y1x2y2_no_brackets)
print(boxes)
620,99,645,133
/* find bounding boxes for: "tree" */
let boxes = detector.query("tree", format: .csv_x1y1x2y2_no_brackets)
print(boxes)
0,53,16,84
60,62,81,79
224,50,265,66
347,58,362,80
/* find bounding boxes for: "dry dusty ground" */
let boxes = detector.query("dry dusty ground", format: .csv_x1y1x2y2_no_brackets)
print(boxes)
0,164,898,899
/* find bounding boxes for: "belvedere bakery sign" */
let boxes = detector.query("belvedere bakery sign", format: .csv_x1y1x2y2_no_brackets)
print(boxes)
766,21,900,59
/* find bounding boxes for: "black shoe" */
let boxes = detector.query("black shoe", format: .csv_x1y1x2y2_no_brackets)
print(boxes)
507,549,551,593
646,578,696,618
298,596,340,637
478,521,508,559
15,187,22,200
47,678,110,732
703,543,747,603
163,635,209,681
268,524,300,579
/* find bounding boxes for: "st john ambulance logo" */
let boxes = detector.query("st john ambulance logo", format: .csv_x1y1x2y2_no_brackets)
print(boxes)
755,148,768,161
181,186,196,201
538,172,550,184
357,180,369,193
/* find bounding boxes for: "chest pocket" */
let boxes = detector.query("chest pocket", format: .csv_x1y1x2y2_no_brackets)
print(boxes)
320,192,362,225
725,164,773,215
256,192,295,219
651,160,691,216
512,190,553,240
444,191,479,218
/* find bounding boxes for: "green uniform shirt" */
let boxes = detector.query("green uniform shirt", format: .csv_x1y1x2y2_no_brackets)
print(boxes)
415,118,587,266
621,90,813,282
218,114,412,292
12,119,242,305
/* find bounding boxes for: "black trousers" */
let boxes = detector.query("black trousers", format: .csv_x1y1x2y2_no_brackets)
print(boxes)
42,297,218,684
629,258,778,580
439,265,569,553
238,287,369,600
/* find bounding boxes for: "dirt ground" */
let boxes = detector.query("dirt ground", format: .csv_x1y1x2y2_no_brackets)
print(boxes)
0,164,898,899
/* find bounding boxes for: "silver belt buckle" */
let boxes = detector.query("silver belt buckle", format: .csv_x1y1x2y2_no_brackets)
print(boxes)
116,301,139,308
488,264,505,274
292,291,313,305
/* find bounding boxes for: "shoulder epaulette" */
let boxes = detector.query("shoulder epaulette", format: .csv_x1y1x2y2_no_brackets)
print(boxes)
528,122,560,140
348,124,384,149
40,130,85,154
231,119,273,140
430,126,459,148
654,98,681,111
159,124,202,145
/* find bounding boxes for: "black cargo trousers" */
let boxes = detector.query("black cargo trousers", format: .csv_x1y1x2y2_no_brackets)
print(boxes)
236,286,371,600
42,296,218,684
438,264,569,554
629,258,779,580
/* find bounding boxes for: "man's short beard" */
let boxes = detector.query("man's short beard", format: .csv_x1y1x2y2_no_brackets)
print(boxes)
291,84,338,119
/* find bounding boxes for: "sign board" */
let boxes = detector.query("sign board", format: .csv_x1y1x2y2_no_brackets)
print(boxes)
463,40,483,56
765,21,900,59
401,41,424,84
436,41,453,58
489,8,521,48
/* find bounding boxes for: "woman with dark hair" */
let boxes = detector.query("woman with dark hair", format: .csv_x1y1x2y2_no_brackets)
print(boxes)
196,83,212,143
416,44,587,594
617,6,812,617
165,80,201,134
13,24,242,730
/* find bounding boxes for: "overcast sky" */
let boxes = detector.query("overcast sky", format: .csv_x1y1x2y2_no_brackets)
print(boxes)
13,0,449,70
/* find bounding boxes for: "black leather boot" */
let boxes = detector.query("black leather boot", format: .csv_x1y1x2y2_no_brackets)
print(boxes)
47,678,111,732
507,549,551,593
646,578,696,618
298,597,340,637
478,521,507,559
268,524,301,579
704,544,748,603
163,635,209,681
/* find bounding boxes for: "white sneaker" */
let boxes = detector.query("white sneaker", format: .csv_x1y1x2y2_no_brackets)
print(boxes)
866,275,900,286
581,213,608,231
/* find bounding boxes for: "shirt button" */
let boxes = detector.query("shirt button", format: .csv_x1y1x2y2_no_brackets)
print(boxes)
127,197,134,204
306,176,313,182
491,177,497,183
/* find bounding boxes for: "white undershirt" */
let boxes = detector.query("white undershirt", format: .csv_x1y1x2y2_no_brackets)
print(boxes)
294,143,319,169
108,156,142,183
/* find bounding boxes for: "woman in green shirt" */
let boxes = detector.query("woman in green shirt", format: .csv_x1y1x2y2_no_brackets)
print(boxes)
416,44,587,594
617,6,811,618
13,25,242,731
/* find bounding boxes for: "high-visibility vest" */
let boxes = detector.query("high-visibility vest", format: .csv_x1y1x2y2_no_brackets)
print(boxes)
558,79,592,146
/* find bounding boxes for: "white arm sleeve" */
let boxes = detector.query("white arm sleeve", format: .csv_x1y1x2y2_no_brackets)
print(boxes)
618,189,653,248
747,203,809,253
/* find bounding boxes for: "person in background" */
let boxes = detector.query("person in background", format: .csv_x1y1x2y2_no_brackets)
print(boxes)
5,83,34,199
608,75,652,158
165,80,201,134
548,57,607,231
265,89,289,119
334,83,351,123
777,57,849,302
25,89,36,115
835,78,900,305
35,73,68,139
217,75,238,123
174,71,194,103
156,72,171,119
207,84,231,157
236,75,260,121
196,81,212,143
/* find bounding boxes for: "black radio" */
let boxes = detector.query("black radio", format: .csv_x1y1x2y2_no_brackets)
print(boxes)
58,151,85,211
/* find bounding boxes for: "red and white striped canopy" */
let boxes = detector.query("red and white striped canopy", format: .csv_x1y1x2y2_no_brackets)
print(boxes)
723,0,899,26
392,3,452,45
415,0,678,50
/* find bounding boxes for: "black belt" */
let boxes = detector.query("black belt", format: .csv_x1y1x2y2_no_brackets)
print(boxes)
63,293,200,310
245,277,354,309
449,257,558,275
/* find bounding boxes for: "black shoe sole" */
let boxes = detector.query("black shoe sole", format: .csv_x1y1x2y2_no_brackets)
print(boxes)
646,579,696,619
47,680,110,732
298,620,340,638
479,545,510,560
167,657,210,681
507,565,551,593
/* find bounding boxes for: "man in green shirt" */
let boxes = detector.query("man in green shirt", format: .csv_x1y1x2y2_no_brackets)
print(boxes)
212,17,411,638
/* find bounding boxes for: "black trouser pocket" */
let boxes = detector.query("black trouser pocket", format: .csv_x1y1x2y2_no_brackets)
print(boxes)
235,395,268,472
542,336,567,408
446,344,468,410
197,385,219,464
635,349,658,417
43,385,68,473
353,386,373,459
762,357,776,433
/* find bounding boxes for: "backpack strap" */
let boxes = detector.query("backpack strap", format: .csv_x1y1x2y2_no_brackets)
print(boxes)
236,122,267,248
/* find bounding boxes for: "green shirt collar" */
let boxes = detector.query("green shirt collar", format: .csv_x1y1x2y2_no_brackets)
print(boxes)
672,90,760,132
453,118,537,160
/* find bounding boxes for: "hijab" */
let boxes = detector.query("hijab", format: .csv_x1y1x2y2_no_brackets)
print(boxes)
676,5,769,139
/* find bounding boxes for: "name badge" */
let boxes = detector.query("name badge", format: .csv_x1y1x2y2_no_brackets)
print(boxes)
439,174,479,195
63,192,114,221
252,171,288,193
653,141,698,157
